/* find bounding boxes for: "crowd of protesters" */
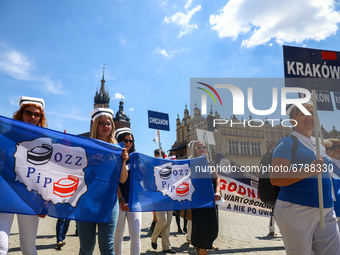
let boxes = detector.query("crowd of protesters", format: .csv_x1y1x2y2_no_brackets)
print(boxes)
0,97,221,255
3,97,340,255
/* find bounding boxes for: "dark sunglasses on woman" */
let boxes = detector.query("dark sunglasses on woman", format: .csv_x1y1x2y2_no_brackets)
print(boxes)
123,139,134,143
195,146,207,150
24,110,41,118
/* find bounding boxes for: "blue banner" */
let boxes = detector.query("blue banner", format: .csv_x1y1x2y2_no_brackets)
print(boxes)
0,115,123,223
128,153,215,212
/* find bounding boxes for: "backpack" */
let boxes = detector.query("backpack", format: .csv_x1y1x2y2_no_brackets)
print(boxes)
258,135,298,205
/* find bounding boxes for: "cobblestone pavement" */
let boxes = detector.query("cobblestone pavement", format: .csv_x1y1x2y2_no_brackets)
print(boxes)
8,210,285,254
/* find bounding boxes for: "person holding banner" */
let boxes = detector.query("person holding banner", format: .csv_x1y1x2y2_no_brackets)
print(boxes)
151,149,176,254
76,108,129,255
189,140,220,255
271,103,340,255
113,128,141,255
0,96,46,255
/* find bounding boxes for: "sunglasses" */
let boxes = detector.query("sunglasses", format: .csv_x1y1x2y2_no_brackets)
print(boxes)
326,147,333,151
98,122,112,127
123,139,134,143
332,145,340,149
24,110,41,118
195,146,207,150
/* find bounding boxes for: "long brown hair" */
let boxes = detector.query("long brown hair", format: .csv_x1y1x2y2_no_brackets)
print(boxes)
13,104,47,127
90,116,117,144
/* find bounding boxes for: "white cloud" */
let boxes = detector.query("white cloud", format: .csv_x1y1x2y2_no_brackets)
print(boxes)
48,107,89,131
129,107,134,111
163,5,202,38
155,47,173,58
42,77,63,95
48,106,89,131
184,0,194,9
209,0,340,47
155,47,186,58
161,1,168,7
113,92,125,100
0,50,31,80
0,48,63,94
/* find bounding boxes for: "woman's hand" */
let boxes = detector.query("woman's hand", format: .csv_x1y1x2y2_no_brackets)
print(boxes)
309,158,325,173
119,199,130,212
121,148,129,162
214,192,221,202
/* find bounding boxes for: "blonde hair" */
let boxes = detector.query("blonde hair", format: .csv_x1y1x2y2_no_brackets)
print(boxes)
13,104,47,128
192,140,206,158
324,139,333,148
329,138,340,146
90,116,117,144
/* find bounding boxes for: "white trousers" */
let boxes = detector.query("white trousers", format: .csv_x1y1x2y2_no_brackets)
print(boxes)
0,213,39,255
151,211,173,251
114,207,141,255
186,220,192,242
274,199,340,255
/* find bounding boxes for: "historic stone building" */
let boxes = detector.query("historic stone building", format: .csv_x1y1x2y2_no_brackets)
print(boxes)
171,105,291,167
79,67,130,137
321,125,340,140
171,105,340,166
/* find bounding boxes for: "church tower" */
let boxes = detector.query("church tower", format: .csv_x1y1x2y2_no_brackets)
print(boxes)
94,66,110,109
115,99,131,129
79,66,131,137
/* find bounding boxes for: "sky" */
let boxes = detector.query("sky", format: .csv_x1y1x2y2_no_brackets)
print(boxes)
1,0,340,156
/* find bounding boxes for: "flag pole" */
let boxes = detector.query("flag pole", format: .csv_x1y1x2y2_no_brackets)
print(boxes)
315,108,336,202
203,131,213,164
154,110,162,159
158,129,162,159
312,90,324,229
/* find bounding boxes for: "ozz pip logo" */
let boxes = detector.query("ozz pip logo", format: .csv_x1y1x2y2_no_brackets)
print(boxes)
196,82,312,116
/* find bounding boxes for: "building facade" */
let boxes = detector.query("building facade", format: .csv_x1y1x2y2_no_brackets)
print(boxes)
172,105,340,167
171,105,291,167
